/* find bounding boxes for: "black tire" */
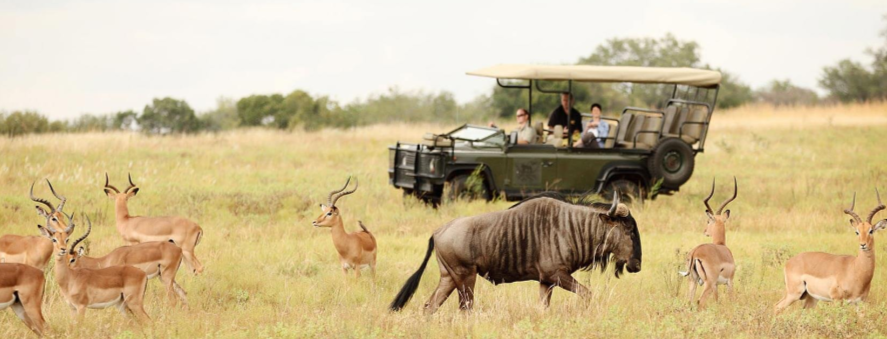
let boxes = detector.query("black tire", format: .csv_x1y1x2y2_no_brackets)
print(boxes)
601,179,645,205
648,137,695,188
444,174,490,202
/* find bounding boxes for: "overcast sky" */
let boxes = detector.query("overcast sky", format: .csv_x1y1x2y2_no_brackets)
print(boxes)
1,0,884,120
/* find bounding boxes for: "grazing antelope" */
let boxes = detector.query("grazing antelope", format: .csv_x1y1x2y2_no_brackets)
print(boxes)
42,214,151,323
680,177,737,309
312,177,377,278
71,239,187,307
103,173,204,274
1,180,76,270
0,263,47,336
774,190,886,314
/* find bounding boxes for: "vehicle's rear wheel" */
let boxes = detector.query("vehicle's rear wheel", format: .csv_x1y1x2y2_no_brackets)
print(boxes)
648,137,695,188
601,179,645,205
444,174,491,202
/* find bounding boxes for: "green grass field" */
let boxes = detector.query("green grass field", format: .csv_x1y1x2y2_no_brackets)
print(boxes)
1,102,886,338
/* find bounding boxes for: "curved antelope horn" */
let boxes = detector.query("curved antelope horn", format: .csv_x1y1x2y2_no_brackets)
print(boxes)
46,179,67,212
867,188,885,224
104,173,120,194
716,177,738,215
327,176,352,206
331,177,359,207
845,192,863,223
30,181,56,213
63,211,75,234
70,214,91,251
607,190,620,217
125,173,136,193
703,178,716,213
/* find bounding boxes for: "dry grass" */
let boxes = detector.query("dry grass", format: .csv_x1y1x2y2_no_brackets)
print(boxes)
1,102,886,338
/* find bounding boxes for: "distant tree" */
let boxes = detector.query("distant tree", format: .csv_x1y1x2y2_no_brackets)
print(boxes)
236,94,284,127
139,97,200,134
0,111,50,137
755,79,818,106
112,110,139,131
200,97,240,131
69,114,111,132
714,70,754,109
819,15,887,102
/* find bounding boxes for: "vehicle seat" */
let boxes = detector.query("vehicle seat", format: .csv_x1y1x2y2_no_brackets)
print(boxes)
603,121,617,148
617,115,646,148
661,106,678,135
664,107,707,144
634,116,663,149
546,125,563,146
613,113,634,147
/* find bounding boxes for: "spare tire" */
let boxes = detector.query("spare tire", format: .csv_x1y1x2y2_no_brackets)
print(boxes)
647,137,695,188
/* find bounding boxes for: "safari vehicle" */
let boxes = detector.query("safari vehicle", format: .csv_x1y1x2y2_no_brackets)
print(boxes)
388,64,722,204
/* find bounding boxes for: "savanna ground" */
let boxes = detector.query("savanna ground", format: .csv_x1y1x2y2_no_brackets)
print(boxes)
1,102,887,338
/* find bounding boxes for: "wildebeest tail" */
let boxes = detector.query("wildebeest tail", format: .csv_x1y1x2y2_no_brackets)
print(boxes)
389,236,434,312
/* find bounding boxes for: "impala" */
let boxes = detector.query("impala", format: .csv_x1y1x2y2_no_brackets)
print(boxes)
680,177,737,309
774,190,886,313
0,263,47,336
312,177,377,278
42,214,151,323
104,173,204,274
1,180,75,270
71,240,187,307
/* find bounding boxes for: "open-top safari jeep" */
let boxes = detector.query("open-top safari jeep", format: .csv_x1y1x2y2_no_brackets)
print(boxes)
388,64,722,204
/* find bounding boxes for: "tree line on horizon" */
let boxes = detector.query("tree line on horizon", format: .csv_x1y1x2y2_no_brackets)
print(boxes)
2,20,885,137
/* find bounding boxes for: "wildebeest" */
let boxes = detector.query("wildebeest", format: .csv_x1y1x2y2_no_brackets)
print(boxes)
389,193,642,313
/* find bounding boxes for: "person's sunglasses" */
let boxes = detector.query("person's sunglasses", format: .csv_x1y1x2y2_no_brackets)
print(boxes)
516,113,528,117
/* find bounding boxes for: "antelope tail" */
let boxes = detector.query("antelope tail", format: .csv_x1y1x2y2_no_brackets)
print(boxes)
389,237,434,312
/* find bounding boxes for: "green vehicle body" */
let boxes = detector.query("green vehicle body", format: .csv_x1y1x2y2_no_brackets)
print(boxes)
388,65,721,203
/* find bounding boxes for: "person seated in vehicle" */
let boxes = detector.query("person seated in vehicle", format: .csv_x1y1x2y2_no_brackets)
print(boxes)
573,103,609,149
490,108,537,145
547,92,583,139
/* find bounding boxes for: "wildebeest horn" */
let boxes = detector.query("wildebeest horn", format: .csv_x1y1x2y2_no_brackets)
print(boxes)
331,177,359,207
703,178,715,213
125,173,136,193
46,179,67,212
70,214,91,251
607,191,619,217
716,177,738,215
845,192,863,223
63,211,75,234
327,176,351,206
104,173,120,194
867,188,885,224
30,181,56,214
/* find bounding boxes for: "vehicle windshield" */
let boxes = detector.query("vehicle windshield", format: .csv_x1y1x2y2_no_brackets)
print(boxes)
448,125,499,141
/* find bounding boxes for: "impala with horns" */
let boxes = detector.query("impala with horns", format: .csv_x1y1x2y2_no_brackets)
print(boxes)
41,214,151,323
390,193,642,313
70,232,187,307
312,177,377,278
0,263,47,336
1,180,76,270
680,177,737,309
774,190,886,313
104,173,204,274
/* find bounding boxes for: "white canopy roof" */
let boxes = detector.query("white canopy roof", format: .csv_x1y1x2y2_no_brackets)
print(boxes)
466,64,722,87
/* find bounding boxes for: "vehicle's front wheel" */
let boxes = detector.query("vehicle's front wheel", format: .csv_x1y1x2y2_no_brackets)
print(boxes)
444,174,491,202
601,179,645,205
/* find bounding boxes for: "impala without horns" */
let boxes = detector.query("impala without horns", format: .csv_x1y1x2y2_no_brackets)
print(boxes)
774,190,886,313
312,177,378,278
104,173,204,274
0,262,47,336
680,177,737,309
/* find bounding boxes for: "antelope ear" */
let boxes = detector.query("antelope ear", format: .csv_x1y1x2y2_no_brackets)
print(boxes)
35,206,50,218
320,204,325,211
37,225,51,237
705,210,714,220
875,219,887,232
127,187,139,197
724,210,731,219
77,247,85,257
104,188,116,198
849,219,857,228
